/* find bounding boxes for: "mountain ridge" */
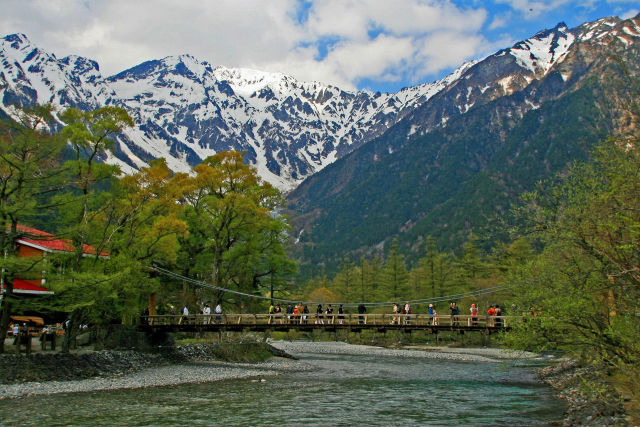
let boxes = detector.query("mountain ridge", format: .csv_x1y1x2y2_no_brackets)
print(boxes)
285,14,640,273
0,34,473,191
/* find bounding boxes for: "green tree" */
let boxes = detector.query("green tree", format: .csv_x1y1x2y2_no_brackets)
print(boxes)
0,105,65,353
415,236,456,299
368,255,385,301
48,106,134,351
333,257,357,302
382,241,408,301
47,159,188,350
506,137,640,398
459,233,485,281
176,151,296,310
358,257,371,302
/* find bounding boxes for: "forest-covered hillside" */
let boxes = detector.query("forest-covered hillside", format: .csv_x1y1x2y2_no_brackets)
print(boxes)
287,18,640,276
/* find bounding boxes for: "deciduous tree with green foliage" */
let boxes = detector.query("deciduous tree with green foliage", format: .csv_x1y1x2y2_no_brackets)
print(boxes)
175,151,296,310
48,106,136,351
0,105,65,353
505,136,640,403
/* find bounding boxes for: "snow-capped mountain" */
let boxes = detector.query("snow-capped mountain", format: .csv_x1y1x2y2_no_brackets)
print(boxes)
0,33,468,191
392,16,640,142
285,13,640,267
1,15,638,192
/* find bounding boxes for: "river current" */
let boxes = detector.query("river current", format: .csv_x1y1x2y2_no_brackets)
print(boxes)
0,350,565,426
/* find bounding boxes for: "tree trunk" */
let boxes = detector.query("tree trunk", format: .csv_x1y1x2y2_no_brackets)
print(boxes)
62,310,83,353
0,284,13,354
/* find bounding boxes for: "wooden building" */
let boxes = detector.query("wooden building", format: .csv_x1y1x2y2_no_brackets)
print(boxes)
1,225,108,297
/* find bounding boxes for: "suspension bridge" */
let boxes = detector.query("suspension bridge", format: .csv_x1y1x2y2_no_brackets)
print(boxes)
144,266,518,335
140,313,515,334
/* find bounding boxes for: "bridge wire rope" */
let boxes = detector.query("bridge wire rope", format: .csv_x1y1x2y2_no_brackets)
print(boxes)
152,265,518,308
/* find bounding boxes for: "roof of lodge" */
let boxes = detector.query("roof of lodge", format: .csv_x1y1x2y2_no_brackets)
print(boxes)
3,279,54,295
15,225,109,257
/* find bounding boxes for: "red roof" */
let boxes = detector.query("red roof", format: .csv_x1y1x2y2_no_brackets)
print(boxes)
3,279,54,295
15,225,108,257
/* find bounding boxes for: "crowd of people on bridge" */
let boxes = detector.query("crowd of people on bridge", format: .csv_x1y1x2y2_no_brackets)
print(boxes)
264,302,370,325
161,300,505,328
262,301,504,327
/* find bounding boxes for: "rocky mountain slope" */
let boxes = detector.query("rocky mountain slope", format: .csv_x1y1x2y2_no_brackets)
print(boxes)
286,14,640,271
0,33,471,191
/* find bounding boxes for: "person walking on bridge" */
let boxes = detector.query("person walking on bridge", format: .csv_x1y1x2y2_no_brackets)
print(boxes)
487,305,495,327
275,304,283,324
179,304,189,325
450,302,459,326
495,304,502,327
391,303,399,325
404,302,411,325
303,305,309,324
215,302,222,324
469,303,478,326
428,304,434,325
358,303,366,324
326,304,334,324
203,303,211,324
316,304,324,324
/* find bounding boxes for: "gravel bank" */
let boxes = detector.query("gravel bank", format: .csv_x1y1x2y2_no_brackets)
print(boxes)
268,340,532,362
0,358,312,400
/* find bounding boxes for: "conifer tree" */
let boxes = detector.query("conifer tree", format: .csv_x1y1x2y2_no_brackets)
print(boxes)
382,241,408,300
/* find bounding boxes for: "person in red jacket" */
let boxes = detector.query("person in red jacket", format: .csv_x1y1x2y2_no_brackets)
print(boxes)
469,303,479,326
487,305,496,326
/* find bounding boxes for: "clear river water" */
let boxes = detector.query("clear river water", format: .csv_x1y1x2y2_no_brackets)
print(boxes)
0,350,566,426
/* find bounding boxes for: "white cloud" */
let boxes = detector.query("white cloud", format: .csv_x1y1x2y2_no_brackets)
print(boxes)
0,0,490,90
489,15,510,30
619,8,639,19
414,31,486,75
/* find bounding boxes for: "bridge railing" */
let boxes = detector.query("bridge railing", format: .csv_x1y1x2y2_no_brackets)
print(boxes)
142,313,518,328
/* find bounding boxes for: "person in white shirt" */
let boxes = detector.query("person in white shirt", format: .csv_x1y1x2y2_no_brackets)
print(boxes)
179,305,189,324
203,304,211,324
215,303,222,324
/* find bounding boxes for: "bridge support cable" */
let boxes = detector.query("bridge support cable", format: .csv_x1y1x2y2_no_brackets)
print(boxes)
151,264,518,308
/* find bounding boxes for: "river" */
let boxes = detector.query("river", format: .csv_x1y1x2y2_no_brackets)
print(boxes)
0,344,565,426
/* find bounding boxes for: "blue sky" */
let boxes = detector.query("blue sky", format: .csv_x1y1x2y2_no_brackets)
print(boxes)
1,0,637,92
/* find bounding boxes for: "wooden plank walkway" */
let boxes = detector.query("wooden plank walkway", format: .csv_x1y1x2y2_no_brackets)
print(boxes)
141,313,514,333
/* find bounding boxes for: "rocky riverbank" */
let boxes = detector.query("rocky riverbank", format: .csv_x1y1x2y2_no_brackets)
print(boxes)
0,342,293,389
537,359,629,426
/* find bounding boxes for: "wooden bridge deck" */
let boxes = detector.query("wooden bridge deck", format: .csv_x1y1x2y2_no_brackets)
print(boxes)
141,313,514,333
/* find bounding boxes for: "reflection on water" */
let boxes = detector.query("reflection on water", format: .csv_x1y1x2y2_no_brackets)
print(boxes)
0,352,565,426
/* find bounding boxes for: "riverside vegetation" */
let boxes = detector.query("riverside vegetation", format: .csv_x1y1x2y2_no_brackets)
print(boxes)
1,101,640,422
0,104,296,354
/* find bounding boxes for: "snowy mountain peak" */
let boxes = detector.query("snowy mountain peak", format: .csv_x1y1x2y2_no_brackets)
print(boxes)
1,14,638,192
2,33,31,50
212,66,304,98
508,22,575,74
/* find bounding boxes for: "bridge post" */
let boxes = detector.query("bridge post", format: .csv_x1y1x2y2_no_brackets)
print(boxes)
148,293,156,316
